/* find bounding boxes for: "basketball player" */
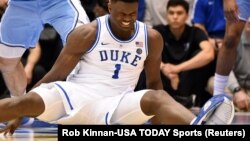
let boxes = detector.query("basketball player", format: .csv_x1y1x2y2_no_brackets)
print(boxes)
0,0,89,97
0,0,233,135
214,0,250,97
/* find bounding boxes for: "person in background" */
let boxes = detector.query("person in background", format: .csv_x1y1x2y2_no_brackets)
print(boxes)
93,0,109,17
143,0,169,27
192,0,226,105
155,0,214,108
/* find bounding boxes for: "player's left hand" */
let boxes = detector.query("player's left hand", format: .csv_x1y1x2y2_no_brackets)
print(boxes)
0,118,22,136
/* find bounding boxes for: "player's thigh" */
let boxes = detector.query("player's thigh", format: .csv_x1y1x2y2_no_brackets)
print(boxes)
1,1,43,48
45,0,88,44
31,83,66,122
110,90,154,125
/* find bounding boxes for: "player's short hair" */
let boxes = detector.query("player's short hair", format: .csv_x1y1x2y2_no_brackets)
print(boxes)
110,0,138,3
167,0,189,13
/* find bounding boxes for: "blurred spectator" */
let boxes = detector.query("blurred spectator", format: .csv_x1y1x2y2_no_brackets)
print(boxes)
81,0,97,21
143,0,168,27
93,0,109,17
192,0,226,105
137,0,145,21
136,0,214,108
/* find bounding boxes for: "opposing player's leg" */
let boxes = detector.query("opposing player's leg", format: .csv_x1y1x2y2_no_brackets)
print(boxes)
47,0,90,45
0,49,26,96
0,1,43,96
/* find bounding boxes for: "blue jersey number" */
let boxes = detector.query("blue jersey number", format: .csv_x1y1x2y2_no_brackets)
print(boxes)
112,64,121,79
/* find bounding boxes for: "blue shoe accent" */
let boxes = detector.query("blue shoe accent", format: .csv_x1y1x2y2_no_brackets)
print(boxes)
20,117,35,127
0,117,57,128
191,94,234,125
30,119,57,128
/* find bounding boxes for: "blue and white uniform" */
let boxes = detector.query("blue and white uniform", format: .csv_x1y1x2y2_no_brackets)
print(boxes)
0,0,89,58
32,15,153,125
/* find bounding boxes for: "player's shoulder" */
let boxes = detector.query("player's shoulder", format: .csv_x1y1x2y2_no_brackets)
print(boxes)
147,27,163,42
73,21,98,37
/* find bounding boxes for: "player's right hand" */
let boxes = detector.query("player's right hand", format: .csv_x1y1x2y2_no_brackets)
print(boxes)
0,118,22,136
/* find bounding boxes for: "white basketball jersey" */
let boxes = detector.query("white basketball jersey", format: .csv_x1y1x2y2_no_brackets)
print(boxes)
67,15,148,96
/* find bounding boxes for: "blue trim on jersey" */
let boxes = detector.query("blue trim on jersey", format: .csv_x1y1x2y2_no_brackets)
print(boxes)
55,83,74,110
105,15,139,43
87,18,101,53
144,24,148,56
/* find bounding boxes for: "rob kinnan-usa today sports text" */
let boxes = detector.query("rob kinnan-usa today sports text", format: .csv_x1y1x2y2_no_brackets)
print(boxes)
61,128,245,137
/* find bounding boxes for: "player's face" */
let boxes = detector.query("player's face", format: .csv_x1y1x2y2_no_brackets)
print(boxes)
108,1,138,31
166,6,188,29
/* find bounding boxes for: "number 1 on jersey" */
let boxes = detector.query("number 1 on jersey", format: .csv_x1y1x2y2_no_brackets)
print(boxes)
112,64,121,79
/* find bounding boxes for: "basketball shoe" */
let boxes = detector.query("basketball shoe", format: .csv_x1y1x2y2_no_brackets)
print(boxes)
191,94,235,125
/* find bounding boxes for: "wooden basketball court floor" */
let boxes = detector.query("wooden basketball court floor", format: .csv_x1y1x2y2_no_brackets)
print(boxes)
0,112,249,140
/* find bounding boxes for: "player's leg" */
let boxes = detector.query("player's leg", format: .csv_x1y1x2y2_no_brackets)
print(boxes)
0,82,67,123
110,90,195,125
0,1,43,96
0,92,45,122
140,90,195,124
43,0,89,45
213,0,249,95
110,90,154,125
0,53,26,96
30,83,67,123
213,22,245,95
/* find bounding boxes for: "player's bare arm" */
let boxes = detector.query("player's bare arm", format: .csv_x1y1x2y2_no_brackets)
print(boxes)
34,21,98,87
144,28,163,90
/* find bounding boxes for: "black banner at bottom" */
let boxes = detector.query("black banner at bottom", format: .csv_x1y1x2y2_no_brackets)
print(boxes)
58,125,250,140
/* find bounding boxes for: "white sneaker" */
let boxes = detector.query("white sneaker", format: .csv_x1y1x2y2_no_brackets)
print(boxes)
191,94,235,125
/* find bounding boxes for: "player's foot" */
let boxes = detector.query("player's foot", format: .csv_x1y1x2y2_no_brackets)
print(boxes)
191,94,235,125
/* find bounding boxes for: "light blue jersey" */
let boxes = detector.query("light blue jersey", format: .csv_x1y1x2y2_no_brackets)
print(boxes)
237,0,250,21
0,0,89,49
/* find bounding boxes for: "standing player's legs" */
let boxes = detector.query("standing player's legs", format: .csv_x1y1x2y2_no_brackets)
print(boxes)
110,90,195,125
0,1,43,96
213,22,245,95
213,0,250,95
0,51,26,97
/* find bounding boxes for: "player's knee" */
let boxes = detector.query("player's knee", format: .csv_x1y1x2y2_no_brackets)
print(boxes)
0,57,21,72
141,90,169,114
224,33,241,49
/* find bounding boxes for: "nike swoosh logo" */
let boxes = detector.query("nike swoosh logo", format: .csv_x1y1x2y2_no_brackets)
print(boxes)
101,42,110,45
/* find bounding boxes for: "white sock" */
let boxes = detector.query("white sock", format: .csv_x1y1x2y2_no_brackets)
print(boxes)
213,73,228,95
